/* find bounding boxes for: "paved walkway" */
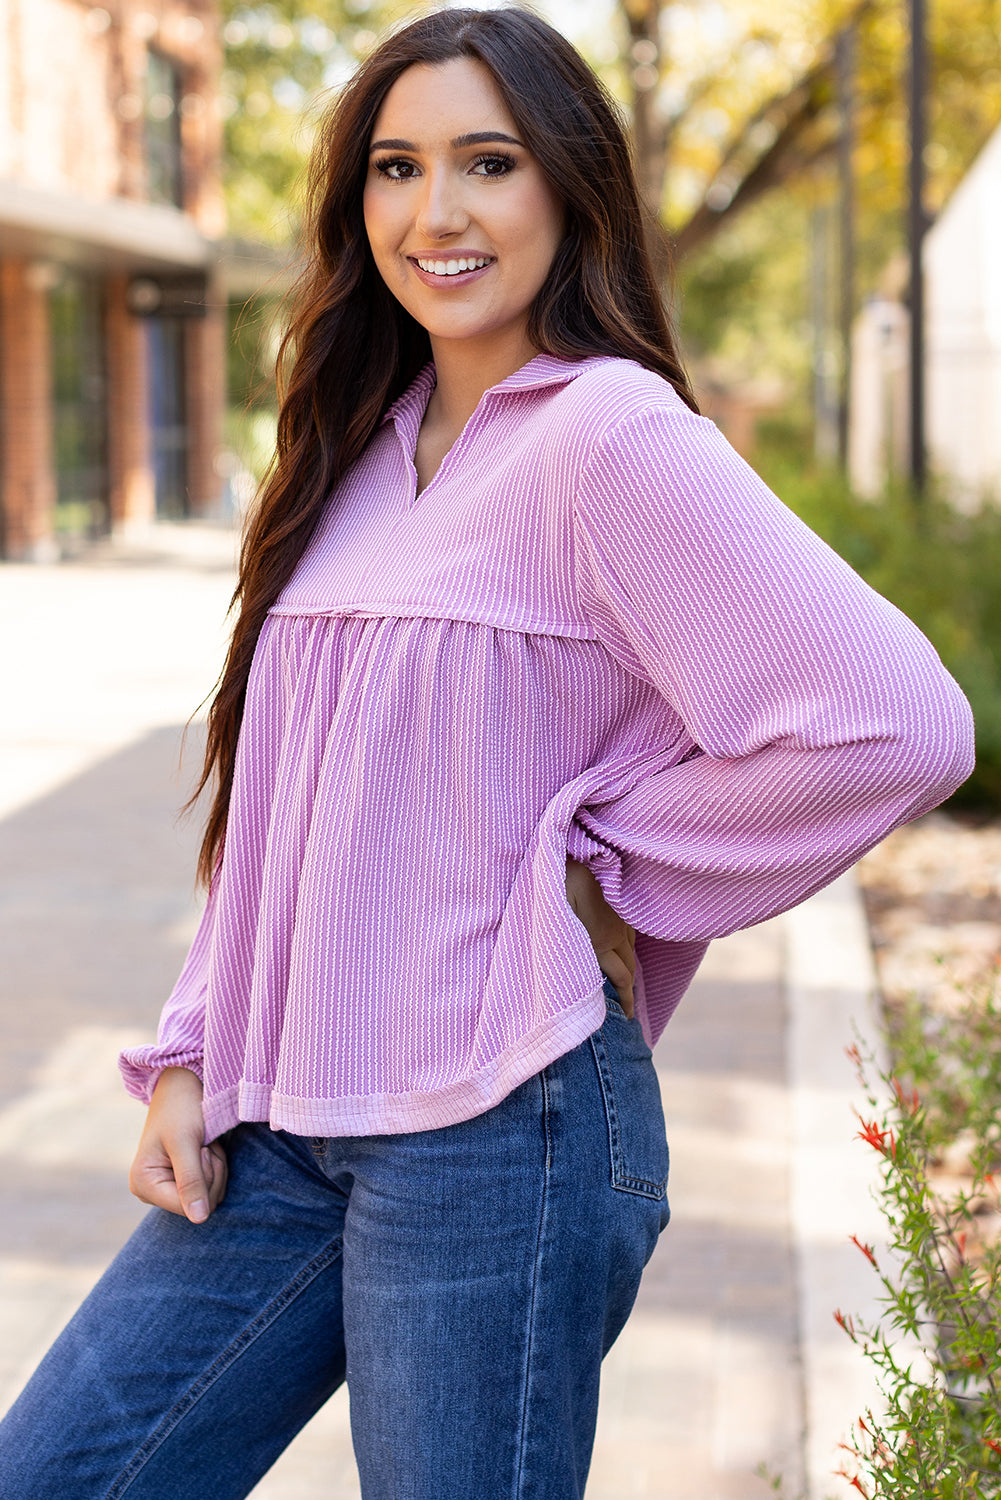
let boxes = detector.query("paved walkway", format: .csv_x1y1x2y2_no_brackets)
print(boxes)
0,529,882,1498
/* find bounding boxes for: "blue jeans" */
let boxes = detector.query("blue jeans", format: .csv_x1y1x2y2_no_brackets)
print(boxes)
0,983,669,1499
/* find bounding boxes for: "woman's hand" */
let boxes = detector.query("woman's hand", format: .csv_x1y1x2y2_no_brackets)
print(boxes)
129,1067,228,1224
565,856,637,1018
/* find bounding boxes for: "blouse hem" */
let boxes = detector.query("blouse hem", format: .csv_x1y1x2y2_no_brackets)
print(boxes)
200,987,607,1143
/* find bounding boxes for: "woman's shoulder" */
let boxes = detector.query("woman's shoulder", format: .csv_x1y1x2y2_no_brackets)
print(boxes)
560,356,701,445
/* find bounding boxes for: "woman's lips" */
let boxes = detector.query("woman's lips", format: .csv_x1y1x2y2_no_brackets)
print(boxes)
407,254,495,288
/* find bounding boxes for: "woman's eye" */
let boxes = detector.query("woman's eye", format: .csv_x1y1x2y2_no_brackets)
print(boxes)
375,158,419,181
372,152,516,182
471,153,516,178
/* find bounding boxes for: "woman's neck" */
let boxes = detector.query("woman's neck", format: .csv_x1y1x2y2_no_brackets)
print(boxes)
424,328,539,435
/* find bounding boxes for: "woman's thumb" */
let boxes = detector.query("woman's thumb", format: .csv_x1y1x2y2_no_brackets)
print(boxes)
171,1138,211,1223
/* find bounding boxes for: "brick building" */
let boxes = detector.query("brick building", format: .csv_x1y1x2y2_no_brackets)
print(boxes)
0,0,226,559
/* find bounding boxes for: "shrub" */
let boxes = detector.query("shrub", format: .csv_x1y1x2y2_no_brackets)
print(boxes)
753,441,1001,811
833,990,1001,1498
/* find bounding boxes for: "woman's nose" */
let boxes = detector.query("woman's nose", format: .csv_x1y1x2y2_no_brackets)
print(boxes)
414,167,469,240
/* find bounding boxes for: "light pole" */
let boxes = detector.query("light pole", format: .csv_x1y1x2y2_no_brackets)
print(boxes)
836,23,856,471
908,0,927,494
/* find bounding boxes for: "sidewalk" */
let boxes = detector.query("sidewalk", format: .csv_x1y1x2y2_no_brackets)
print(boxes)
0,530,884,1498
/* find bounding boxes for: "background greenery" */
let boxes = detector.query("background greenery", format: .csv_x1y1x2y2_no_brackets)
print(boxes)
753,437,1001,810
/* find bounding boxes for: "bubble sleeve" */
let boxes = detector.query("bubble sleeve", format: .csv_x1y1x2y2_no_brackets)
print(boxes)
118,876,218,1105
567,403,975,952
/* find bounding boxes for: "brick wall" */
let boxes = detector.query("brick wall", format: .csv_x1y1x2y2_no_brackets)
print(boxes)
105,273,156,529
0,260,56,559
0,0,225,556
0,0,223,225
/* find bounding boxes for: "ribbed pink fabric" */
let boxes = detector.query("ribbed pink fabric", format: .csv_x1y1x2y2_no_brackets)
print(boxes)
120,354,974,1141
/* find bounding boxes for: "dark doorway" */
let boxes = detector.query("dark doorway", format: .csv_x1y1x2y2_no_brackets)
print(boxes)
49,272,110,541
148,317,189,518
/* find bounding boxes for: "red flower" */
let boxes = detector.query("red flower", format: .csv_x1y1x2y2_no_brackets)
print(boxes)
834,1309,856,1336
856,1117,896,1157
835,1470,869,1497
985,1437,1001,1457
850,1234,878,1267
892,1077,920,1115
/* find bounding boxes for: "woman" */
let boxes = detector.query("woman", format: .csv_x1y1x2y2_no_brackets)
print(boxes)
0,7,973,1498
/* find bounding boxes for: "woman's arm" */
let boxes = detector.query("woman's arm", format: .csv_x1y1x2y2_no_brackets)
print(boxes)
118,878,219,1105
121,882,226,1219
570,403,974,951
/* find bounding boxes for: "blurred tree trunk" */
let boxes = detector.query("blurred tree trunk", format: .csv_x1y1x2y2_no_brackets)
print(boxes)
620,0,674,279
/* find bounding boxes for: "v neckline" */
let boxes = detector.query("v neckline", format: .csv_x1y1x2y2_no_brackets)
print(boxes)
403,371,485,506
385,352,596,503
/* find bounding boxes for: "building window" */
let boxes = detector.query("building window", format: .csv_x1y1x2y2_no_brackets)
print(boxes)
49,272,109,539
145,51,184,207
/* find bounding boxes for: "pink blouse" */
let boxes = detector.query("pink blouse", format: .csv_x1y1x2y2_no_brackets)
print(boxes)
119,354,974,1141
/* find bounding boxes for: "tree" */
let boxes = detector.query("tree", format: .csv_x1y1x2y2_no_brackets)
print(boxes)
219,0,402,244
606,0,1000,415
612,0,1001,266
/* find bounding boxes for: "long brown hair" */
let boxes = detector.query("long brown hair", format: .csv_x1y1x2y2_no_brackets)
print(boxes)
193,4,698,886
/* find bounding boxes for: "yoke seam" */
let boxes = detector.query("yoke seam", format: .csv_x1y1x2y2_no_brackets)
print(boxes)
104,1235,344,1498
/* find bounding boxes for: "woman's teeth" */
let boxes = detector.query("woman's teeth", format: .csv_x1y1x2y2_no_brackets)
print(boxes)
414,256,491,277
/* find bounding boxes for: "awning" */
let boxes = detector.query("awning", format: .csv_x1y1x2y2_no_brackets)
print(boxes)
0,176,214,272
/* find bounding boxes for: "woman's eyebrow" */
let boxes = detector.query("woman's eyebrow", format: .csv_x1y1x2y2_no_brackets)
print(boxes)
368,131,525,152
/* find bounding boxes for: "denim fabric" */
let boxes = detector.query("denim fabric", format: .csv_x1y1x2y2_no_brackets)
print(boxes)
0,984,669,1499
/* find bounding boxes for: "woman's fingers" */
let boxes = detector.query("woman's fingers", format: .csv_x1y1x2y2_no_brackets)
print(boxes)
202,1143,229,1210
596,946,636,1018
565,857,637,1017
130,1130,213,1222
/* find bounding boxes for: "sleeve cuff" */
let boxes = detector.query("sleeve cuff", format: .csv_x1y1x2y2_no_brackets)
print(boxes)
566,815,620,872
118,1046,205,1106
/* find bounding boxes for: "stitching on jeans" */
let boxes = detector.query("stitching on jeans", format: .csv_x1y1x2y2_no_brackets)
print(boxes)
589,1030,620,1187
103,1236,344,1498
541,1067,553,1173
512,1071,551,1499
589,1031,666,1201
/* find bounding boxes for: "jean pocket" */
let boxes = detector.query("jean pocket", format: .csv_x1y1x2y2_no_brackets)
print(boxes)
601,975,627,1017
589,1017,669,1201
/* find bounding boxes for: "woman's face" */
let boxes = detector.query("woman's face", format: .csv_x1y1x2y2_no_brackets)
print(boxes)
363,57,565,360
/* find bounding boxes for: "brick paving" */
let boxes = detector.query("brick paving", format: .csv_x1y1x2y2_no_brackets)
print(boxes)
0,532,806,1498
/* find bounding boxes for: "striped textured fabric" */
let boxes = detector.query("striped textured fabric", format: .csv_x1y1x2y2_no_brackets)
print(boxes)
119,354,975,1141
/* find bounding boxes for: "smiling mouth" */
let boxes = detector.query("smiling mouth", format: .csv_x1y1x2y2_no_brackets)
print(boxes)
410,255,495,277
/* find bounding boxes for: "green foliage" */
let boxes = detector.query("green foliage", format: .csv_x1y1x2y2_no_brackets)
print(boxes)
659,0,1001,391
227,295,282,412
219,1,405,244
225,297,280,487
677,237,763,358
677,192,814,387
753,442,1001,810
759,987,1001,1500
832,998,1001,1498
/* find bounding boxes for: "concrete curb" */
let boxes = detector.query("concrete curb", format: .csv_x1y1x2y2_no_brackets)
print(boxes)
785,871,891,1499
